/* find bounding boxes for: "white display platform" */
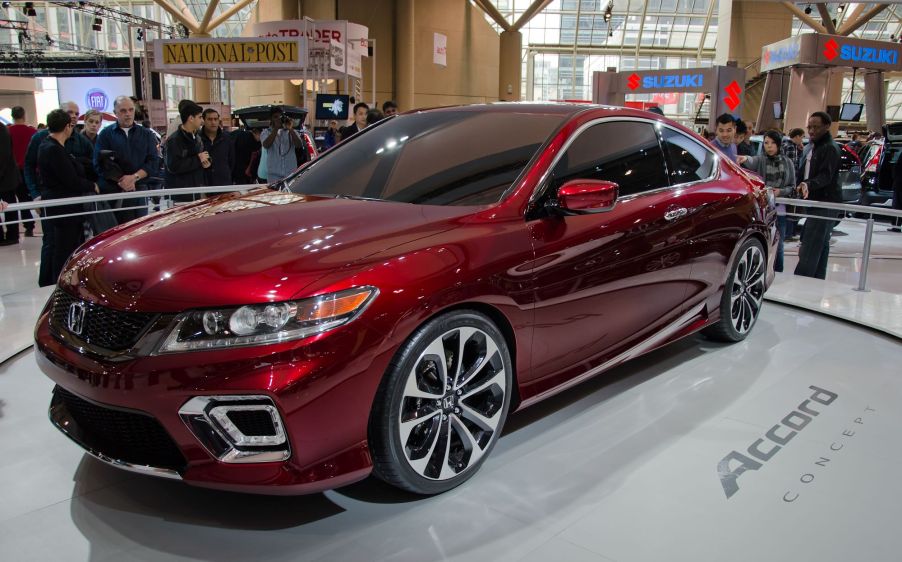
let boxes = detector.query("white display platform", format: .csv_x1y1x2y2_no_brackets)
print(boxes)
1,304,900,562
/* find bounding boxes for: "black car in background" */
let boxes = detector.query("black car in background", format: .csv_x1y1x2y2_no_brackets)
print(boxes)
859,123,901,207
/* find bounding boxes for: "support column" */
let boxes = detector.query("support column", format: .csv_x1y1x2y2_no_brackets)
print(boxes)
785,66,831,133
193,77,212,103
756,70,790,131
232,0,299,108
499,31,522,101
714,0,733,66
864,70,886,133
826,68,844,136
395,0,415,111
191,32,211,103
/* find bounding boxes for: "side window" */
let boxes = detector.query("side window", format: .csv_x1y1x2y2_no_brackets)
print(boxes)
660,128,716,184
550,121,669,198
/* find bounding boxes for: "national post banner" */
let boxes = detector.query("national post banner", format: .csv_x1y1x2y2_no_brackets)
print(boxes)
154,37,307,70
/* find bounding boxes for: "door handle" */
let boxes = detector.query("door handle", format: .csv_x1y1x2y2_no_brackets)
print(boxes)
664,207,688,221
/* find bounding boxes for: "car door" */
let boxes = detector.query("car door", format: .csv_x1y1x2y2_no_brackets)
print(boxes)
522,119,696,399
654,126,745,314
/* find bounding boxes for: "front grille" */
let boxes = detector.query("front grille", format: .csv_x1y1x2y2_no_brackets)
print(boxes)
50,289,158,351
227,410,277,436
53,386,187,472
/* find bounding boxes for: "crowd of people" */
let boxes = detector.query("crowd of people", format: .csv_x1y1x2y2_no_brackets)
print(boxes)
0,95,401,286
709,111,843,280
0,97,891,287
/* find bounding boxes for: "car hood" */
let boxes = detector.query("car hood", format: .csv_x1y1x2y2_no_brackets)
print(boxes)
59,189,472,311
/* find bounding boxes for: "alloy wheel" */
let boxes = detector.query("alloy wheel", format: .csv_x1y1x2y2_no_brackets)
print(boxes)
729,244,765,334
397,326,506,481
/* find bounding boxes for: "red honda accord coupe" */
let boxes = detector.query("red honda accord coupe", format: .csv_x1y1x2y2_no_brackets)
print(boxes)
35,103,776,495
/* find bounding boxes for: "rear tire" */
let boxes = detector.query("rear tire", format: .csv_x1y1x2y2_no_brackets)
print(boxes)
368,310,512,495
703,238,766,343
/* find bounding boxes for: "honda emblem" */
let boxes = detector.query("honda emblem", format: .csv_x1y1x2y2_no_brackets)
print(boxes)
67,301,87,335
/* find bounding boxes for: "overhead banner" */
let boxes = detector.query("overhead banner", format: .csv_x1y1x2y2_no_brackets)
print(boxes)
760,33,902,72
330,39,345,72
153,37,307,70
761,36,802,72
434,33,447,67
620,68,715,94
57,76,134,113
247,20,369,78
816,34,902,70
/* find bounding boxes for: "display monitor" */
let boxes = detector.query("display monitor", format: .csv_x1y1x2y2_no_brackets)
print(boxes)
315,94,350,120
840,103,864,122
772,101,783,120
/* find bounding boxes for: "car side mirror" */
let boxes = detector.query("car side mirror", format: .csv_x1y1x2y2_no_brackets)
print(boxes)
555,179,619,214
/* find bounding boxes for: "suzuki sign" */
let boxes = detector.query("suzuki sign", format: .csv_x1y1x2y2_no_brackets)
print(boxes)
760,36,802,72
761,33,902,72
620,68,712,94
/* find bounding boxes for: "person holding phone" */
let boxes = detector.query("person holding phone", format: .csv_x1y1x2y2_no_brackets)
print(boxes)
164,100,208,199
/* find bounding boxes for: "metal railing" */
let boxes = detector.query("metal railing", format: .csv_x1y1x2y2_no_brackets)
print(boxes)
0,184,261,225
2,187,900,293
776,196,902,292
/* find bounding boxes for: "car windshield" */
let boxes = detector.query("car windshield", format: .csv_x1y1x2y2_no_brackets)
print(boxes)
283,110,565,206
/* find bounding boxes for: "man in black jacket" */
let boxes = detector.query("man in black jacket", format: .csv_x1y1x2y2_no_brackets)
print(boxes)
795,111,841,279
37,109,98,282
200,108,234,187
164,100,209,199
0,122,19,245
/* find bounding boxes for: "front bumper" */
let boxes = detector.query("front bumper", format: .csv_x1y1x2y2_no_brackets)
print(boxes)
35,309,391,495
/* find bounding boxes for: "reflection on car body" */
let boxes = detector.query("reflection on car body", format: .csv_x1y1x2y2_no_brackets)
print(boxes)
35,103,777,496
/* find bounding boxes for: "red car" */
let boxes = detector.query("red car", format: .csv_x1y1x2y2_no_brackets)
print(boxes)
35,104,776,496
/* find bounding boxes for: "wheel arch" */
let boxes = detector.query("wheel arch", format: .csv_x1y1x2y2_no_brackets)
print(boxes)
433,301,522,412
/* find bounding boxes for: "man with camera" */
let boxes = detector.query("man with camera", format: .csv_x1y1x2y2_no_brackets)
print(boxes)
260,106,303,184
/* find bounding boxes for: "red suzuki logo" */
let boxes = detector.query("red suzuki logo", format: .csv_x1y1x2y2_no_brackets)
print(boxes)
763,50,771,65
723,80,741,111
627,73,641,90
823,38,839,61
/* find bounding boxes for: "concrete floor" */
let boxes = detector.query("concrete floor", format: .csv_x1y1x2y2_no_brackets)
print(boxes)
1,215,900,561
1,305,900,561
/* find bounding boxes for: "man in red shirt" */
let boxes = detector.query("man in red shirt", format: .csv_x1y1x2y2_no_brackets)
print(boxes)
7,106,36,236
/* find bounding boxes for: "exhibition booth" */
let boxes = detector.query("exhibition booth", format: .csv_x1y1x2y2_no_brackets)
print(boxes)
757,33,902,132
144,19,372,128
591,65,747,131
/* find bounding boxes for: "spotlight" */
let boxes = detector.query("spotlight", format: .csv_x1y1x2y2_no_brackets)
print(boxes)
92,17,102,32
1,2,10,8
24,2,36,17
838,3,845,13
45,33,52,45
136,28,144,41
804,4,812,15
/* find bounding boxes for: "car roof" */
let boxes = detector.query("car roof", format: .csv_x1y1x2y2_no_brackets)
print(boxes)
406,102,666,121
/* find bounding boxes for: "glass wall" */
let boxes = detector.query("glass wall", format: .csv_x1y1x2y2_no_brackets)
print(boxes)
488,0,718,127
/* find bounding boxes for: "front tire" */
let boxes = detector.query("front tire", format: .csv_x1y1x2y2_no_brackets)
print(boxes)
703,238,766,342
369,310,512,495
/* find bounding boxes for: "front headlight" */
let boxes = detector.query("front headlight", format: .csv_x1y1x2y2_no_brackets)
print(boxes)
155,286,378,353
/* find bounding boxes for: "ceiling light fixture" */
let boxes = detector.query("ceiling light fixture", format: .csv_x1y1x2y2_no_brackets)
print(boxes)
804,3,812,15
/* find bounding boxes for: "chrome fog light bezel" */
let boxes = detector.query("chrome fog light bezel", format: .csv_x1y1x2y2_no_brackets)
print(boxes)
208,404,286,447
179,395,291,464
